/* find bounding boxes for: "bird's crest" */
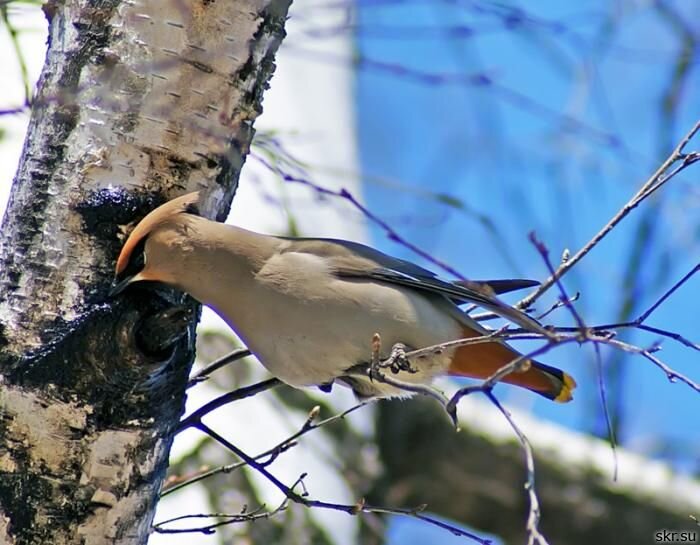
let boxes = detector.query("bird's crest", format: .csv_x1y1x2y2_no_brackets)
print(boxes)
115,191,201,279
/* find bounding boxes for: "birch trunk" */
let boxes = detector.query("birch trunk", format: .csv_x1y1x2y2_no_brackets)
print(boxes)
0,1,291,543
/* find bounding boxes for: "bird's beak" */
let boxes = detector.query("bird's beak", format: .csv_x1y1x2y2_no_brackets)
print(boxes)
109,275,135,297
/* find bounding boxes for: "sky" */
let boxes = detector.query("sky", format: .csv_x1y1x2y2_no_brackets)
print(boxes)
1,1,699,544
354,0,700,470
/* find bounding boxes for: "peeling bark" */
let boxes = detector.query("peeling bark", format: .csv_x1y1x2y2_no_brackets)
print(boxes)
0,1,291,543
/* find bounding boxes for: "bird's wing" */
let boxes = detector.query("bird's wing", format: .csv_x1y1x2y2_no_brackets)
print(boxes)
283,237,545,334
452,278,539,296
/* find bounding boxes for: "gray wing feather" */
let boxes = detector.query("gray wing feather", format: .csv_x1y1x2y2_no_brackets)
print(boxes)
284,237,546,334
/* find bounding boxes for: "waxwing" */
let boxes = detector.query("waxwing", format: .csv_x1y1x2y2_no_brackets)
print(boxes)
112,192,576,401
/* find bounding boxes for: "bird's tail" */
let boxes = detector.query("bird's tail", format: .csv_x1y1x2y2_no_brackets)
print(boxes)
447,327,576,402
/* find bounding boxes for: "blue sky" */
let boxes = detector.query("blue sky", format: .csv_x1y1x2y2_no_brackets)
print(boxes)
356,1,699,470
353,3,699,542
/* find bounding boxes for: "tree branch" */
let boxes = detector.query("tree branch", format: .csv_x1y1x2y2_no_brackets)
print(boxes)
517,120,700,310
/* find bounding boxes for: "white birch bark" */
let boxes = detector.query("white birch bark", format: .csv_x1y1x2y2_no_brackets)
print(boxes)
0,1,291,543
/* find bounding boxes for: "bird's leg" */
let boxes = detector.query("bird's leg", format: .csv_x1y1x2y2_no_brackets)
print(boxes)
367,332,384,383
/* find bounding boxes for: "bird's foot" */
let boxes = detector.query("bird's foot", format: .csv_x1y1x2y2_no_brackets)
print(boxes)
370,334,416,379
382,342,417,375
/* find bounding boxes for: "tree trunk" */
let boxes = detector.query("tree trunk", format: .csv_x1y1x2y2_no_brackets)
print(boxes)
0,1,291,543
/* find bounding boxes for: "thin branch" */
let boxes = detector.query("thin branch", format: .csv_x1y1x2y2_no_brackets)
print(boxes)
638,263,700,322
635,323,700,351
363,367,453,415
195,422,492,544
187,347,252,388
536,291,580,321
284,45,620,148
163,402,369,497
486,392,549,545
177,378,282,433
153,502,287,534
0,104,28,115
518,120,700,310
549,261,700,352
530,234,619,478
549,321,699,351
593,342,618,481
600,337,700,393
162,460,247,498
252,153,468,279
529,232,587,329
403,328,544,360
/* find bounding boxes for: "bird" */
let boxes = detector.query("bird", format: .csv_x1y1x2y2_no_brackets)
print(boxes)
111,191,576,402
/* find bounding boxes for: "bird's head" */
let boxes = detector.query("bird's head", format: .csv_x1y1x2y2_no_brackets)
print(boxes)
110,191,202,296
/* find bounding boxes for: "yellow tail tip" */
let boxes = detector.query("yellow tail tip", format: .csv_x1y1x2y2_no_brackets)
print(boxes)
554,372,577,403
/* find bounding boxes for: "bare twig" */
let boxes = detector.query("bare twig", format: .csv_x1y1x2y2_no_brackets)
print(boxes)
187,347,252,388
284,45,620,147
404,328,545,360
487,392,549,545
252,153,468,279
153,502,287,534
599,337,700,393
518,120,700,310
530,234,619,478
163,402,369,497
177,378,283,433
195,422,492,544
638,263,700,323
593,342,619,481
634,323,700,351
529,232,587,329
552,321,700,352
162,460,248,498
365,365,453,418
550,261,700,352
536,291,580,321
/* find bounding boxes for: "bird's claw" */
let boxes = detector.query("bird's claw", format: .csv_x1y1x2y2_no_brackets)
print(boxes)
382,343,416,374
